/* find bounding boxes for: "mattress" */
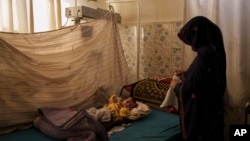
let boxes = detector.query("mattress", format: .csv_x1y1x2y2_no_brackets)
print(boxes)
0,128,59,141
0,109,180,141
109,108,181,141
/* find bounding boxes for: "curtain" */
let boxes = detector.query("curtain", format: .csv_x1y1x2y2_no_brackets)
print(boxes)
184,0,250,139
118,22,184,82
32,0,60,32
185,0,250,106
0,0,74,33
0,0,30,32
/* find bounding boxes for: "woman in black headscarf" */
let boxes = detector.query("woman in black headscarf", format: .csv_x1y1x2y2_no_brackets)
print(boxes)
173,16,226,141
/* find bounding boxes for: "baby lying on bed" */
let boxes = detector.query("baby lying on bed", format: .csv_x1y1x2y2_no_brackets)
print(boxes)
104,95,138,121
88,95,151,131
90,95,151,122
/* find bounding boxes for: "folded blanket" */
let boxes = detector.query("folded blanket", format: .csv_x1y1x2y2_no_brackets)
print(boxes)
34,107,108,141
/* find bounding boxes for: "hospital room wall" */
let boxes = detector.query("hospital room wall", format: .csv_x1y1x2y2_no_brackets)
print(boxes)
78,0,185,81
113,0,185,81
77,0,184,24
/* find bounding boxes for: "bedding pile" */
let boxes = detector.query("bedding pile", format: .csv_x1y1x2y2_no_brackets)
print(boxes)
34,107,108,141
0,84,181,141
0,12,129,134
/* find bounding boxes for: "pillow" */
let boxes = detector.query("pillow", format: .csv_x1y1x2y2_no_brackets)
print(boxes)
123,78,172,92
127,101,151,120
121,78,170,104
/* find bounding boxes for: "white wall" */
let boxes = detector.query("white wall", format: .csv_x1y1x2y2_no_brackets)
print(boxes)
108,0,184,24
75,0,184,24
76,0,108,9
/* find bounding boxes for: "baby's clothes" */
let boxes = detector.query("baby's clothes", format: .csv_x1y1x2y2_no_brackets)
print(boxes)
87,107,111,122
104,95,130,121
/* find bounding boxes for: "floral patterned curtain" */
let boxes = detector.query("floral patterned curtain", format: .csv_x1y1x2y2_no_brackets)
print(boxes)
119,21,183,81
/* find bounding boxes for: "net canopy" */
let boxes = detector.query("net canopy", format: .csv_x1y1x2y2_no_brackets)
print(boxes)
0,12,129,134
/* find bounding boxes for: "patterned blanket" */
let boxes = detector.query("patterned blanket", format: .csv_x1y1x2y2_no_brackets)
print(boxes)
129,78,170,104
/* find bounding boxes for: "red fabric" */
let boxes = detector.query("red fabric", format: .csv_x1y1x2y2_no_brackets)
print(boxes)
124,85,132,92
165,106,179,115
159,78,172,83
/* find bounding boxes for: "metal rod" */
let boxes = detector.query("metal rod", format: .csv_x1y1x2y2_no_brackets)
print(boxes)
106,0,141,81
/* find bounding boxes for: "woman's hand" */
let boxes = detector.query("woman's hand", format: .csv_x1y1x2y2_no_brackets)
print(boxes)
170,70,184,88
170,78,178,88
174,70,185,77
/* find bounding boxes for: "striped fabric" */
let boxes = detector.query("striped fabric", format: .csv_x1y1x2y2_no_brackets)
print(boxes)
0,12,129,134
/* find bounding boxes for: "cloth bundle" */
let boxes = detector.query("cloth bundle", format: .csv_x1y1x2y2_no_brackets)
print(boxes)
128,101,151,120
34,107,108,141
160,73,182,109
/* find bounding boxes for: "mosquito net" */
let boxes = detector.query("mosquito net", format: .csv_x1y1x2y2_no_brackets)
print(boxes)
0,12,129,134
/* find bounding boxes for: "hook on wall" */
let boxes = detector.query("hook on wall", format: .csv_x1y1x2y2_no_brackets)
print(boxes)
109,5,114,12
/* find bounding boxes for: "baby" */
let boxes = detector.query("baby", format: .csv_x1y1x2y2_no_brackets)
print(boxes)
104,95,137,121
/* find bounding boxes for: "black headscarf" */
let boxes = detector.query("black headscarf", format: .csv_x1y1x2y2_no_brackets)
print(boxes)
178,16,222,48
178,16,226,76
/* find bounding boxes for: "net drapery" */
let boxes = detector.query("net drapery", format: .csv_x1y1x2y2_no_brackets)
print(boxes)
0,12,129,134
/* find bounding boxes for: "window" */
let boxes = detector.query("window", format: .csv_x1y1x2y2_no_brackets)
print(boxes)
0,0,75,33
